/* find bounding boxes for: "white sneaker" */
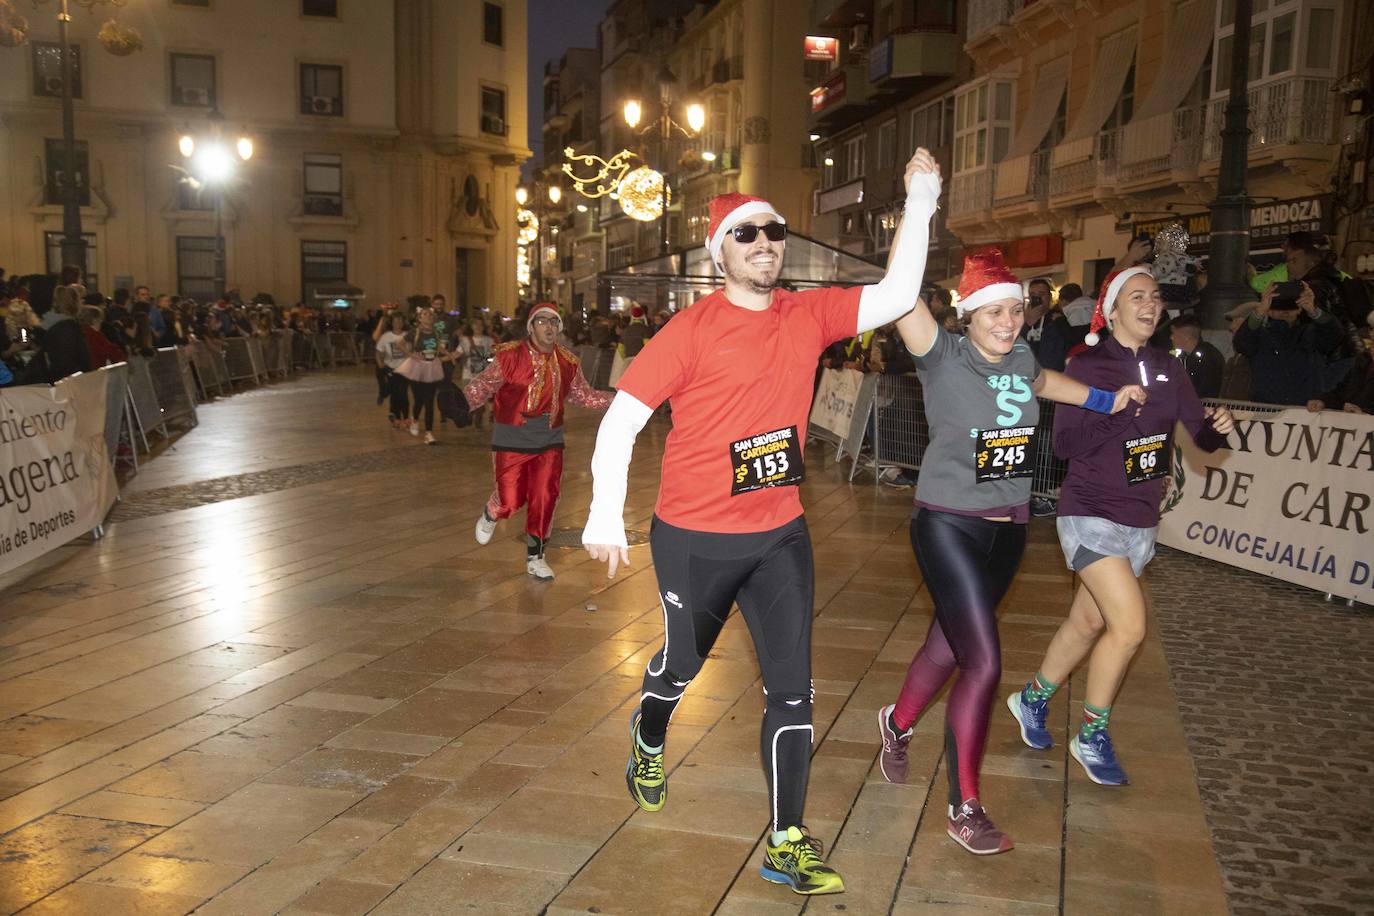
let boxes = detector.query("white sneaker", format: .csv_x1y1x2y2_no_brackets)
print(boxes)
409,422,419,437
526,556,555,580
474,511,497,545
423,431,436,445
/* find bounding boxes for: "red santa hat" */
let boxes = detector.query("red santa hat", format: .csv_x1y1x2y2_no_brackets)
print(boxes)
955,248,1022,318
1085,266,1153,346
629,304,646,321
705,192,785,268
526,303,561,333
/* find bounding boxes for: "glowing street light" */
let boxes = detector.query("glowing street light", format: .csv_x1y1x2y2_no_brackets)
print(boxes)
701,150,717,162
623,99,642,130
547,184,562,205
236,137,254,161
178,134,195,158
686,103,706,135
515,186,528,206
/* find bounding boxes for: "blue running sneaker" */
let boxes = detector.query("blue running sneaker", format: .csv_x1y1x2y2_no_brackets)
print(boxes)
1006,690,1053,750
1070,730,1129,786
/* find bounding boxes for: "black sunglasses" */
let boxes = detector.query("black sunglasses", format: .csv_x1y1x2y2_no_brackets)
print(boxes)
730,221,787,244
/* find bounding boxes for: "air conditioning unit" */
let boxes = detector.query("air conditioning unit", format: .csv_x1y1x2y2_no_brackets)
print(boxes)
481,114,506,135
44,76,64,95
310,95,335,114
179,86,209,106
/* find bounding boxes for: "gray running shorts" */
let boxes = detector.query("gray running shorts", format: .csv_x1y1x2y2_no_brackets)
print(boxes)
1056,515,1157,578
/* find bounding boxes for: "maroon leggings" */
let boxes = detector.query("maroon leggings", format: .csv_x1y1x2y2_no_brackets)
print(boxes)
894,508,1025,807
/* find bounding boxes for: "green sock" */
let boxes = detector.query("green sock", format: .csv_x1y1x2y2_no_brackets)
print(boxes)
770,829,790,845
1080,702,1111,739
635,731,663,755
1023,672,1059,703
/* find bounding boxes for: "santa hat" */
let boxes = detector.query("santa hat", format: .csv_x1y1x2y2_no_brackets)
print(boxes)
955,248,1022,318
1085,266,1153,346
705,192,785,268
526,303,561,333
629,304,646,322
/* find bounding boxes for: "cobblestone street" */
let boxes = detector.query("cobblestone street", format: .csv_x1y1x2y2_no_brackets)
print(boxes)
0,368,1363,914
1150,549,1374,915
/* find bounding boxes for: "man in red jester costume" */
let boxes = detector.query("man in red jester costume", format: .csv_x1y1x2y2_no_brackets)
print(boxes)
465,304,612,579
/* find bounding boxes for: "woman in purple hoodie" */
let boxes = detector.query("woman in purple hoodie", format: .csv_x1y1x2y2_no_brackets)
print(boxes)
1007,267,1234,786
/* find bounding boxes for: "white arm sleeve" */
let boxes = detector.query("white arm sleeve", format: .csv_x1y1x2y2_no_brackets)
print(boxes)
582,390,654,549
856,171,941,334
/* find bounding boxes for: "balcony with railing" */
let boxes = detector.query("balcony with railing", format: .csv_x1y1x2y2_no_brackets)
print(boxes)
1201,77,1334,161
966,0,1016,45
992,149,1051,210
1117,107,1205,185
1048,127,1122,200
949,169,995,221
710,56,743,87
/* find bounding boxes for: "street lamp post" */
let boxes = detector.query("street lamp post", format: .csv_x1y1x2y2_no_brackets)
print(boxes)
177,122,254,299
622,68,704,256
7,0,143,283
1201,0,1254,330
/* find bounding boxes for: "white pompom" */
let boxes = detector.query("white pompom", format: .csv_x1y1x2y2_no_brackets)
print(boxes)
1084,331,1100,346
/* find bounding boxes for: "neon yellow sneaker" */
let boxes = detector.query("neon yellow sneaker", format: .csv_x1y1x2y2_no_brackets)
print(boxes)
625,711,666,812
760,826,845,895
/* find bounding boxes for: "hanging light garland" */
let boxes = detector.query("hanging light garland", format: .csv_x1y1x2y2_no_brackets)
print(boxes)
616,166,669,222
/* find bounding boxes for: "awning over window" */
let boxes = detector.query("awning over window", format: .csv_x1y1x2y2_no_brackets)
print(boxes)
1132,0,1216,122
1004,57,1072,160
1057,27,1139,164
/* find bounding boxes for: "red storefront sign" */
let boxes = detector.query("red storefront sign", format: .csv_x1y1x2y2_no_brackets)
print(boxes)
1005,234,1063,268
810,71,847,113
804,36,838,61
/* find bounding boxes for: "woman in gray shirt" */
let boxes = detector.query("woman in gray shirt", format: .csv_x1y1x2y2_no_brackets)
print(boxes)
875,247,1144,856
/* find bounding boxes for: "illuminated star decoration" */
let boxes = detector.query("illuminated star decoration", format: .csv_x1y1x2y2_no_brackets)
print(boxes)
561,147,639,199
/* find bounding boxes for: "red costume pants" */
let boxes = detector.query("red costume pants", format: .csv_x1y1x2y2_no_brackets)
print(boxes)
485,448,564,540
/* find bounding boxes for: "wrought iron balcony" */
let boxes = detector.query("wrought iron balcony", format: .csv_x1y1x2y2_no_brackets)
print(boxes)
1201,77,1334,160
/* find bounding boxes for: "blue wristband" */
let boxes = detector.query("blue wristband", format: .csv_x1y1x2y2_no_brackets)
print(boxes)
1083,387,1115,414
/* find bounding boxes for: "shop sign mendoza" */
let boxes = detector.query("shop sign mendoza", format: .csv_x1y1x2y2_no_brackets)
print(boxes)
0,372,119,576
1158,408,1374,605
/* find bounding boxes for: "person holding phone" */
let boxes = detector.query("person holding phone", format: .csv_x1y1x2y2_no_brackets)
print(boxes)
1233,279,1345,405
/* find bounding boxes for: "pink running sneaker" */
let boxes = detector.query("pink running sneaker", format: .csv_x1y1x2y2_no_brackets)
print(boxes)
877,704,913,784
947,798,1014,855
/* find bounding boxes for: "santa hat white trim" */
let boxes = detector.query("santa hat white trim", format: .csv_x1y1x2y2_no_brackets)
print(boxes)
956,282,1023,318
1085,266,1153,346
526,304,561,333
707,200,785,268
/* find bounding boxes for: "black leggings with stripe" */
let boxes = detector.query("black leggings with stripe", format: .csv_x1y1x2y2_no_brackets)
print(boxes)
638,515,815,832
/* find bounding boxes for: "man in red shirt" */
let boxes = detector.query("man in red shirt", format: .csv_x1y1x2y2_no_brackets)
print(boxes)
582,150,942,896
466,305,610,580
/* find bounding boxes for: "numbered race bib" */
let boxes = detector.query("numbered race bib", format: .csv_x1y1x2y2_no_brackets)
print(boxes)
731,426,805,495
1123,433,1170,484
974,426,1037,482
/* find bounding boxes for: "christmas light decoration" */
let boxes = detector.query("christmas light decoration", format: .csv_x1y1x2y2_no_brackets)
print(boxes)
516,208,539,245
562,147,639,199
617,166,669,222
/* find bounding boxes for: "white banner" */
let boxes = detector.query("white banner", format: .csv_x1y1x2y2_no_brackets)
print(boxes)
1158,408,1374,605
0,372,119,576
809,368,864,440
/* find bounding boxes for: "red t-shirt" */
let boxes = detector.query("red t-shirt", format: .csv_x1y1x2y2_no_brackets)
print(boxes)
616,285,862,533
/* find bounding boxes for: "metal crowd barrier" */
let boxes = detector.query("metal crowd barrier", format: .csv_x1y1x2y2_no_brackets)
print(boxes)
578,346,615,390
293,330,321,369
99,362,137,474
260,331,294,379
328,332,362,365
222,337,264,386
314,332,335,368
124,355,166,447
145,348,199,431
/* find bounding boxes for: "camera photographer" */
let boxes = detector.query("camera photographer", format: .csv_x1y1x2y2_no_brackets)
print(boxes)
1232,279,1345,405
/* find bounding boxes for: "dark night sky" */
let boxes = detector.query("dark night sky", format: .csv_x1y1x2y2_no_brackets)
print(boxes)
524,0,604,181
